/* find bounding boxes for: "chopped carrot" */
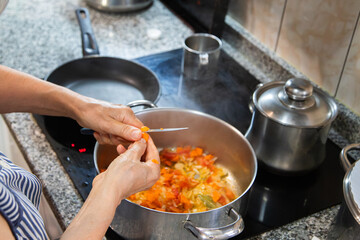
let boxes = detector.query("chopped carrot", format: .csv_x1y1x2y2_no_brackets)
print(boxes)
224,187,236,200
212,190,221,202
190,147,203,157
152,159,159,164
179,194,192,210
141,126,150,132
142,132,149,142
166,191,176,199
169,206,182,213
218,195,227,205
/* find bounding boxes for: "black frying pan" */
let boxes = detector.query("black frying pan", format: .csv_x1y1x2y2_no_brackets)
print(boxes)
45,8,160,104
36,8,160,150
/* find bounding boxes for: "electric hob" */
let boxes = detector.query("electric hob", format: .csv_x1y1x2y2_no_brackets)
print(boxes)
34,49,344,239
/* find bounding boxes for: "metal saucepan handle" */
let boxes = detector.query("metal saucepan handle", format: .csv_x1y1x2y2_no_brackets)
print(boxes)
126,99,158,109
340,143,360,171
248,83,263,113
184,208,244,240
75,8,100,57
80,100,158,135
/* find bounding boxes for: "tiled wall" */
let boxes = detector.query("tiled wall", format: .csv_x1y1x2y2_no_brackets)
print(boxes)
228,0,360,116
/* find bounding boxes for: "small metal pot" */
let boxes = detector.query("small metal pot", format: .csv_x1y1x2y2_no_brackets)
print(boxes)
94,105,257,239
245,78,338,175
85,0,153,13
327,143,360,239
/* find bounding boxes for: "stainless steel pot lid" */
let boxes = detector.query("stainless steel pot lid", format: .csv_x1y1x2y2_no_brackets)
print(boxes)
344,158,360,225
254,78,338,127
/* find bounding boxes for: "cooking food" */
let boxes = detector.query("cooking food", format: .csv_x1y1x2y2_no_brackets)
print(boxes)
128,146,238,213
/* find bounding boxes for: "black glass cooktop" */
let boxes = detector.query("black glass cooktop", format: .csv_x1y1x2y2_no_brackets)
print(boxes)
34,49,344,239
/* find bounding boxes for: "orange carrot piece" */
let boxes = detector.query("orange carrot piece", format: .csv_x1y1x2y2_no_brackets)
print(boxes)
141,126,150,132
142,132,149,142
180,194,192,210
190,147,203,157
224,187,235,200
212,190,222,202
152,159,159,164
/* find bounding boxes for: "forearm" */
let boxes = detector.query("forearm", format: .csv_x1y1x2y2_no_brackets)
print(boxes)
61,180,121,240
0,65,87,118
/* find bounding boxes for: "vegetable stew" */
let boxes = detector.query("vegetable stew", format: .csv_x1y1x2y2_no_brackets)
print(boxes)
128,146,239,213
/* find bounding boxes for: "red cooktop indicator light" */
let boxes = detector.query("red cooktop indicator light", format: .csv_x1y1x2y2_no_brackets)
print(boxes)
79,148,86,153
71,143,75,147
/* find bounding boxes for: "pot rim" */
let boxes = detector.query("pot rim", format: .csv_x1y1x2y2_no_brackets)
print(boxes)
94,107,258,215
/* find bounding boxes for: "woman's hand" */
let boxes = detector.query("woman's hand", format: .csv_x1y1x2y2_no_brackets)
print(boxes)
93,137,160,204
73,97,144,146
61,137,160,240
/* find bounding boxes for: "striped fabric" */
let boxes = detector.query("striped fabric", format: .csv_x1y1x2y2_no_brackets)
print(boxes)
0,152,48,239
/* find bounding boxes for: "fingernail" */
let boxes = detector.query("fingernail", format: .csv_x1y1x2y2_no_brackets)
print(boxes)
131,128,142,139
140,138,146,143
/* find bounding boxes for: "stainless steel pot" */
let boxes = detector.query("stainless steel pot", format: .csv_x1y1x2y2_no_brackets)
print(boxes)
245,78,338,175
327,143,360,239
94,106,257,239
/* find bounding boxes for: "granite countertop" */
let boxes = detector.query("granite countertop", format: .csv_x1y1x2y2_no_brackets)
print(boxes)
0,0,356,239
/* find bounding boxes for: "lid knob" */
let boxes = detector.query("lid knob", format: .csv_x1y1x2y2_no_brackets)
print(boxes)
285,78,313,101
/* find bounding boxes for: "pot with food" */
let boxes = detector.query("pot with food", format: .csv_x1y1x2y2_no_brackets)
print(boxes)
94,107,257,239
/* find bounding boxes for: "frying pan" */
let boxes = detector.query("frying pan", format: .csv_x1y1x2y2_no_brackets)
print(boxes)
45,8,160,104
38,8,160,149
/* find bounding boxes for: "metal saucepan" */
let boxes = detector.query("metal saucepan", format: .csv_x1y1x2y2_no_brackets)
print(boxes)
245,78,338,175
85,0,153,13
327,143,360,239
94,104,257,239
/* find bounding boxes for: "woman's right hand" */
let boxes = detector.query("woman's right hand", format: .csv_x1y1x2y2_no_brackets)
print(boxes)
92,137,160,205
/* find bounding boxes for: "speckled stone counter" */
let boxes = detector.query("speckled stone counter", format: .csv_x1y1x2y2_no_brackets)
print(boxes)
0,0,193,231
0,0,359,239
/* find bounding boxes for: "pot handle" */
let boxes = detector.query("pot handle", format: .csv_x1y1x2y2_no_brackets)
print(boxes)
183,208,244,240
80,100,158,135
340,143,360,171
248,83,263,113
126,100,158,109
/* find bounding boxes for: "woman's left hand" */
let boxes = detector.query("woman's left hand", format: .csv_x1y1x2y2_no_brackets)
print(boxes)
74,98,144,146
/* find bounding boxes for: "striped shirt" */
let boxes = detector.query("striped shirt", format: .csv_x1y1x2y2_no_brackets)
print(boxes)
0,152,48,239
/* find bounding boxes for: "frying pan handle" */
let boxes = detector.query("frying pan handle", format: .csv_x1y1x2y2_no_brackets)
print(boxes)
184,208,244,239
75,8,100,57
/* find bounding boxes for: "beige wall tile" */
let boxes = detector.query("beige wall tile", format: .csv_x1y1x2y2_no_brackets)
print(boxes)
228,0,285,51
336,18,360,115
276,0,360,96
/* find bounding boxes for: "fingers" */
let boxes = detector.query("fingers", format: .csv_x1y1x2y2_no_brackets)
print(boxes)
99,120,142,142
110,106,143,141
94,132,131,146
144,137,160,164
144,137,161,182
121,138,147,161
116,144,126,154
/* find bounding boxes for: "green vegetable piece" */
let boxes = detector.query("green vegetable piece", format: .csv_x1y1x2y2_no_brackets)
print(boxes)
198,194,216,209
221,173,229,179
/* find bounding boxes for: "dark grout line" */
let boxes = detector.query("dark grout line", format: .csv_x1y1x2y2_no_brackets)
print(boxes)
274,0,287,52
335,10,360,97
